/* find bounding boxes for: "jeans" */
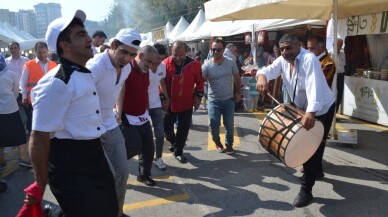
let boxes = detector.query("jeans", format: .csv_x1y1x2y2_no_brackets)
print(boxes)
149,107,165,159
208,98,235,147
164,108,193,156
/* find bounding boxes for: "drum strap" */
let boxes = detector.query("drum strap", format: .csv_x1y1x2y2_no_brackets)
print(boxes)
291,59,300,107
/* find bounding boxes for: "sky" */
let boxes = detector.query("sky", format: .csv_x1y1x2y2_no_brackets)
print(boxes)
2,0,115,22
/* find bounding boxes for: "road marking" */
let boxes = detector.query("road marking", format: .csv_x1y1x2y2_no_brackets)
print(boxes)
127,175,172,186
207,117,241,151
1,148,20,179
336,114,388,131
123,193,190,211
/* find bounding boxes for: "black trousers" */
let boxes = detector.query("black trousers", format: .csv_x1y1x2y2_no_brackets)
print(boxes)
121,121,155,177
336,73,345,111
301,103,335,192
24,104,33,134
48,138,118,217
164,108,193,156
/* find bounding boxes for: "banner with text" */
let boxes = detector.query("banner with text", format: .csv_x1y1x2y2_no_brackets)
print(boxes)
343,76,388,126
346,11,388,36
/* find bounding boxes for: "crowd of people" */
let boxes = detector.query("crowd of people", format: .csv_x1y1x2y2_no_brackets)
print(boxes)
0,9,346,216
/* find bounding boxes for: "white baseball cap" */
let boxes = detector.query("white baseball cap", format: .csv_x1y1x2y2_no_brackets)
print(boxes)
45,10,86,52
114,28,142,49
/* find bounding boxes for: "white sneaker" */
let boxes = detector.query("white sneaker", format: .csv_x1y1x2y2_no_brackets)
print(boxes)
153,158,167,170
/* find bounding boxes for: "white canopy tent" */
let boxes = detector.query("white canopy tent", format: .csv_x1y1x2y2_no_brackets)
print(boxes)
165,21,175,39
185,19,325,42
140,32,153,47
19,38,46,51
0,22,36,44
176,9,206,41
205,0,388,21
168,16,189,42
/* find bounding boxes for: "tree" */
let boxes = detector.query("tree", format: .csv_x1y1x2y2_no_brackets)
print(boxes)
101,0,210,35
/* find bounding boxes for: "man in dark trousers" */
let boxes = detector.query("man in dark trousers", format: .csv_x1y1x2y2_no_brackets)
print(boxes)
163,40,204,164
117,45,159,186
26,10,118,217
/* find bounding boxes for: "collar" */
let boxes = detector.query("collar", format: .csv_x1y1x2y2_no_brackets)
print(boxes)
317,52,326,60
60,57,91,73
34,57,48,64
130,59,141,73
294,48,306,64
102,50,116,71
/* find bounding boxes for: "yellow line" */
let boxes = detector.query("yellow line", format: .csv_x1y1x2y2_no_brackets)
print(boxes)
207,117,240,151
123,193,190,211
127,175,172,186
336,114,388,131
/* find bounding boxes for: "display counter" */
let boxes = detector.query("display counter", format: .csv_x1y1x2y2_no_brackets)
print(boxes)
343,76,388,126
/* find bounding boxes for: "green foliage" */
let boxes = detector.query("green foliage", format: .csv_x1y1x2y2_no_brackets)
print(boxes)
101,0,209,36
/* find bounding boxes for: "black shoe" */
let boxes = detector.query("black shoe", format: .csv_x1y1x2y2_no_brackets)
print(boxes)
169,144,175,152
137,175,156,186
175,155,188,164
43,202,63,217
293,189,313,207
43,204,52,216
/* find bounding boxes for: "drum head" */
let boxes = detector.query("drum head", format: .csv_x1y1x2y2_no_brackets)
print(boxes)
283,120,324,168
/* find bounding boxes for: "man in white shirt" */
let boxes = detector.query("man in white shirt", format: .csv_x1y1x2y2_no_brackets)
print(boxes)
5,42,29,81
87,28,141,217
91,30,107,54
27,10,118,217
148,43,169,170
329,38,346,111
256,34,335,208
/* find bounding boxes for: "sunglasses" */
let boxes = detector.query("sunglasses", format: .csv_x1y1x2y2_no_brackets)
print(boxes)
212,48,223,53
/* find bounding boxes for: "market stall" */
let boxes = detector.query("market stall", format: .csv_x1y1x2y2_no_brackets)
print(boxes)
342,11,388,126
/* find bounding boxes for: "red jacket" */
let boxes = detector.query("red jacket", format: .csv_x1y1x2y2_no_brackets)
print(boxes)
163,56,204,112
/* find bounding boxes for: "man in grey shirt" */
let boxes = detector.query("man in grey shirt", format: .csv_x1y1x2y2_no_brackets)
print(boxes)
202,39,241,155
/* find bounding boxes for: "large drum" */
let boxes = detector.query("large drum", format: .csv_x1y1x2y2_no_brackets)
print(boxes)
258,104,324,168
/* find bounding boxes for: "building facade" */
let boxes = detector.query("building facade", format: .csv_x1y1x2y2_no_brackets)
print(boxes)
34,3,61,38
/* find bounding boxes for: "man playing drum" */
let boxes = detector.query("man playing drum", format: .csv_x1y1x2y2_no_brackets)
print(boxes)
256,33,335,208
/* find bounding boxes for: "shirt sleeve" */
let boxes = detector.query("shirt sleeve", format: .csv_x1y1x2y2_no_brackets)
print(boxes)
201,62,208,79
20,66,29,99
257,57,283,81
12,71,19,98
87,62,101,85
31,78,72,132
304,56,326,113
231,60,239,75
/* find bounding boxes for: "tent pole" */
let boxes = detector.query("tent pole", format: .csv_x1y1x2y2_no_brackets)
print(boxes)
329,0,338,139
252,24,257,66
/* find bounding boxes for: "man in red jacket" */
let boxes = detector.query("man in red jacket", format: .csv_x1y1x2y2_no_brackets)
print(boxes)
163,40,204,163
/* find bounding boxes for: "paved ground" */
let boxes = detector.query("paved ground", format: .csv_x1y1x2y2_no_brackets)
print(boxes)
1,109,388,217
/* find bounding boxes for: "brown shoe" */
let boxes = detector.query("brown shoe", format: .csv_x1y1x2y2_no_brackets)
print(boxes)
215,141,225,153
225,146,234,155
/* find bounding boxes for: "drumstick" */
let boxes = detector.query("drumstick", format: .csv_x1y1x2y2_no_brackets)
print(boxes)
266,92,329,145
266,93,281,105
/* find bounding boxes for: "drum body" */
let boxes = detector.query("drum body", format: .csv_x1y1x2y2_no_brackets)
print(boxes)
258,104,324,168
